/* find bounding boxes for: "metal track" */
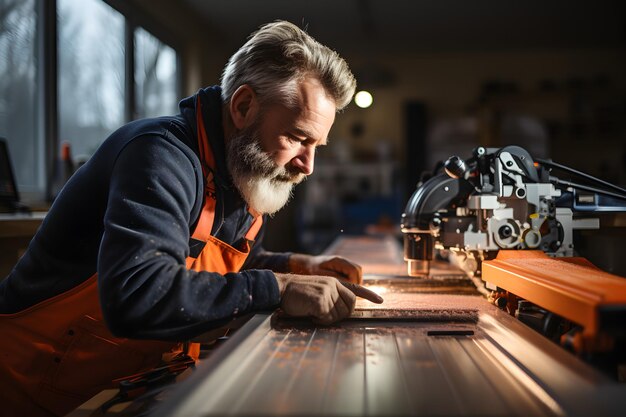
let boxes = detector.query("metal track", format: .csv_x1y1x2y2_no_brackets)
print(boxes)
153,302,626,417
152,236,626,417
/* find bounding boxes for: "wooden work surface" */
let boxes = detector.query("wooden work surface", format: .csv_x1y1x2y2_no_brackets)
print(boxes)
323,234,465,277
0,212,46,278
0,211,46,237
325,234,482,314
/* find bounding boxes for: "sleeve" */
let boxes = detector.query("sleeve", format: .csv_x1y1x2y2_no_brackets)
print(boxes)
241,222,292,272
98,135,280,341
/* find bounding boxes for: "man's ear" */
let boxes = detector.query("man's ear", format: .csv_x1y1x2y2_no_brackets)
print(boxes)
229,85,259,130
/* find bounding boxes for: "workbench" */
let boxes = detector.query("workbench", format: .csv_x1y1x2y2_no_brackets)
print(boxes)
0,211,46,278
149,235,626,417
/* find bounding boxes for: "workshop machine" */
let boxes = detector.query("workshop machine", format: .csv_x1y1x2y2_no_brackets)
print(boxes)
401,145,626,362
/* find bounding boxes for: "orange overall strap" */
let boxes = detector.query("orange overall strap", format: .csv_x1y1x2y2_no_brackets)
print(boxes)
192,98,217,242
245,213,264,241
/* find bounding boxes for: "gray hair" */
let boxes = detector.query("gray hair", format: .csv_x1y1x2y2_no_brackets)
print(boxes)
221,21,356,111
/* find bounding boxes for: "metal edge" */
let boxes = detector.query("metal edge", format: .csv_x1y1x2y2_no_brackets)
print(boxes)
477,309,626,417
150,313,272,417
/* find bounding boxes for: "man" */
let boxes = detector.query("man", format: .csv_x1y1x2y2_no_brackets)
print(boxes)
0,21,379,416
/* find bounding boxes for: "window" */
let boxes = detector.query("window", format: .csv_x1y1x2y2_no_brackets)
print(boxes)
0,0,42,195
0,0,181,201
135,27,178,119
58,0,125,159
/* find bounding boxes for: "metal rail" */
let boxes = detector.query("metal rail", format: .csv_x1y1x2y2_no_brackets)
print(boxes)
151,236,626,417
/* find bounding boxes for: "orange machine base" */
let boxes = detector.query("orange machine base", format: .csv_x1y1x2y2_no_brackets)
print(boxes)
482,250,626,352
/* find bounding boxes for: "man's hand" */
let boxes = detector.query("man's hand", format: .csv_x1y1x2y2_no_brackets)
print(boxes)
288,254,363,284
274,273,382,325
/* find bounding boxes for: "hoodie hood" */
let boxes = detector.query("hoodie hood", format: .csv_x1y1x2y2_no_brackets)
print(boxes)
178,86,230,188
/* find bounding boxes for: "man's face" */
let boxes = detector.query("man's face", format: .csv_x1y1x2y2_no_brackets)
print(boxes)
227,78,336,215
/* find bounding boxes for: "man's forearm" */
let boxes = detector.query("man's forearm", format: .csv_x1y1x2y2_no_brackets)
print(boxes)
243,249,292,272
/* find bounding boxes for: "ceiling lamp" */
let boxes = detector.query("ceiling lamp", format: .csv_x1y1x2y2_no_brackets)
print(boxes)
354,90,373,108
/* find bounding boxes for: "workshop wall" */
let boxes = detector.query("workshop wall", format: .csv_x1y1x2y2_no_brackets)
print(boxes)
335,47,626,179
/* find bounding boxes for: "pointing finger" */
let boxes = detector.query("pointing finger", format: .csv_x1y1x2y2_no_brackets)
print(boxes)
339,281,384,304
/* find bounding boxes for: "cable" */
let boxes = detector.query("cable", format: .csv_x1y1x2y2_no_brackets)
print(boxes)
536,158,626,195
550,177,626,200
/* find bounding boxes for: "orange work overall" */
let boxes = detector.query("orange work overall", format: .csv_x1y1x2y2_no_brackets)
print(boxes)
0,98,263,417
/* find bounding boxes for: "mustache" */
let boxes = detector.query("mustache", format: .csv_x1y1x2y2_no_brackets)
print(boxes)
228,128,307,184
274,166,306,184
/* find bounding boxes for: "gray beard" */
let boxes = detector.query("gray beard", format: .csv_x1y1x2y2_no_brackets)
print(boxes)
226,123,306,215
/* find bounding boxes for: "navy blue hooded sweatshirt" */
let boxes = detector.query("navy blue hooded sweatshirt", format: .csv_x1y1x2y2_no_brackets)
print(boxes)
0,87,288,340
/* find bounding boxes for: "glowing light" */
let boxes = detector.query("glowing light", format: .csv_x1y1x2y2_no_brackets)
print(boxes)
363,285,387,295
354,90,373,108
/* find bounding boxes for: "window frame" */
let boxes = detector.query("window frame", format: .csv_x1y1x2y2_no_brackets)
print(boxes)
105,0,184,122
34,0,183,201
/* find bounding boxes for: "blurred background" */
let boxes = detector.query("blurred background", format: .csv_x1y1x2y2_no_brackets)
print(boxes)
1,0,624,254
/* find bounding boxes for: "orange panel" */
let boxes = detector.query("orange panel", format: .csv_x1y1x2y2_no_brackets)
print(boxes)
482,250,626,350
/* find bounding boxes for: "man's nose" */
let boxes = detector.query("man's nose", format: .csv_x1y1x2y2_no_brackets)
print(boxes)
292,146,315,176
